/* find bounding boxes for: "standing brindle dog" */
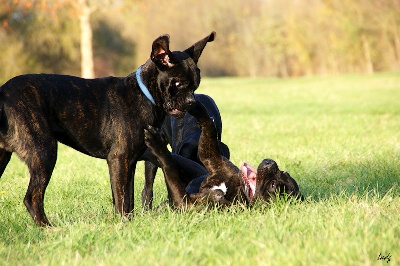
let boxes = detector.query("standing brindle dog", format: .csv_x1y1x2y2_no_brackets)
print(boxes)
0,32,216,226
144,100,302,208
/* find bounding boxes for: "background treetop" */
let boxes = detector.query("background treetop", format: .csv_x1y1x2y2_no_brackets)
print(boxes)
1,0,399,83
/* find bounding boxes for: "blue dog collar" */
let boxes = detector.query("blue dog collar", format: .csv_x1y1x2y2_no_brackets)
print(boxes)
136,65,156,105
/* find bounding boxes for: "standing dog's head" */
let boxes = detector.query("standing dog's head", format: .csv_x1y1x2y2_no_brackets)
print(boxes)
254,159,302,202
149,32,216,118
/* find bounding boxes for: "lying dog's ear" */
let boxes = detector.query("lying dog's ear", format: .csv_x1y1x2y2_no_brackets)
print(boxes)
151,34,173,68
184,31,216,64
253,159,279,199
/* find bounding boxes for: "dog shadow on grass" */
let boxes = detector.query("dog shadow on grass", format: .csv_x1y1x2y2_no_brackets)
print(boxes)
294,160,399,201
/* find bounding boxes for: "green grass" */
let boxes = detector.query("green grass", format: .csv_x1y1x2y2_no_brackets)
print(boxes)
0,73,399,265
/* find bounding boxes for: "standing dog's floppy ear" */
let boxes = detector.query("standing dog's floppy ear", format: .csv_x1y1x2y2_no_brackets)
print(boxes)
151,34,173,68
184,31,216,63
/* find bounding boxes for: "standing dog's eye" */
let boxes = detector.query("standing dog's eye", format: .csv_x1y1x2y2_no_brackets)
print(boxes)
174,80,189,89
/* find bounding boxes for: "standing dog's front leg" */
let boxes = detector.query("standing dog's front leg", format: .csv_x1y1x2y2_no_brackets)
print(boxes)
107,153,135,216
142,161,157,209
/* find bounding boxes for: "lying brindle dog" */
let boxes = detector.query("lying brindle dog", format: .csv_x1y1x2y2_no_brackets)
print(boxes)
144,100,302,208
141,93,230,209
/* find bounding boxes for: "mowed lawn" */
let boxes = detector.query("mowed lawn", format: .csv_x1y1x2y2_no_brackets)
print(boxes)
0,73,399,265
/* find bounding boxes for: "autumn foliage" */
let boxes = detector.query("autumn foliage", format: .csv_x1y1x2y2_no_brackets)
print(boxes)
0,0,399,83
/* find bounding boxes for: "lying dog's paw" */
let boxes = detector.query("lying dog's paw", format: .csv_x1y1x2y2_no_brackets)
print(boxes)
144,125,163,151
188,101,210,124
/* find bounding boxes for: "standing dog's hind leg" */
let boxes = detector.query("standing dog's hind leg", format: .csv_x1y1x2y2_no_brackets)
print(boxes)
23,141,57,227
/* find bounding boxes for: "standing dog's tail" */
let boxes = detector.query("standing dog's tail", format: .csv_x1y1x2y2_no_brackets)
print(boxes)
0,83,8,134
0,103,3,129
0,103,5,134
0,102,12,178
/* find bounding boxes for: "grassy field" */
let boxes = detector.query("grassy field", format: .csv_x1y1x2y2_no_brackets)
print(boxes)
0,73,399,265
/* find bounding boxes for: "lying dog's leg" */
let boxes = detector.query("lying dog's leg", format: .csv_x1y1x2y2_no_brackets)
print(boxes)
144,126,190,208
189,102,229,172
189,101,245,205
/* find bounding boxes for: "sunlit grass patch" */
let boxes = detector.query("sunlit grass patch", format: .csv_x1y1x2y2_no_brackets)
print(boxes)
0,73,399,265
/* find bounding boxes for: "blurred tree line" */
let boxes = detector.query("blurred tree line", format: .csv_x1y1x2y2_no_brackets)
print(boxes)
1,0,399,84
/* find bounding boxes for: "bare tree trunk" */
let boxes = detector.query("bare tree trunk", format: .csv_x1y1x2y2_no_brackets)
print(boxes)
279,61,289,78
393,26,400,69
361,34,374,74
79,0,94,78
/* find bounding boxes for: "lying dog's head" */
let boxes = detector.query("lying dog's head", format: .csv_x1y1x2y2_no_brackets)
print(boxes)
150,32,216,118
254,159,302,202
